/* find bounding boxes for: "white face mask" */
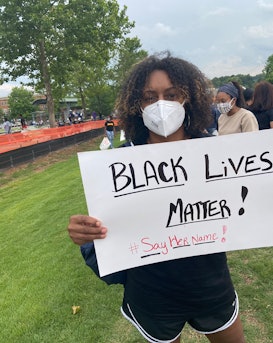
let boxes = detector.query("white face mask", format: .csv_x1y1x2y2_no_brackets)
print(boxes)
142,100,185,137
216,99,234,114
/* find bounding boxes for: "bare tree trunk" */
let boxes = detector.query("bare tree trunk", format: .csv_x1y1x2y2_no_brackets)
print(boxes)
39,40,56,128
79,86,87,118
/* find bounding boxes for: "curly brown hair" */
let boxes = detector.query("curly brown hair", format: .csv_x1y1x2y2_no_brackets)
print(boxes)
115,52,212,145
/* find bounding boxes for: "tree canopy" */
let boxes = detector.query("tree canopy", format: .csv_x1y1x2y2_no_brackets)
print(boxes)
61,36,148,118
0,0,134,127
263,54,273,84
111,37,148,91
211,73,264,89
8,87,35,119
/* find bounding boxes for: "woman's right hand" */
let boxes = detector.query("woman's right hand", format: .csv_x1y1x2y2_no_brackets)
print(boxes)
67,214,107,246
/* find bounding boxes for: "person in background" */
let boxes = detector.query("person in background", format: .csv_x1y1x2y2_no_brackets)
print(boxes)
3,117,12,134
19,114,27,129
92,111,97,121
68,110,73,124
78,111,83,123
249,81,273,130
243,88,254,108
68,53,246,343
216,81,258,135
104,115,115,148
206,90,221,135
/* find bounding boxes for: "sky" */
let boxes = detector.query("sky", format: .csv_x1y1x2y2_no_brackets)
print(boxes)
1,0,273,97
116,0,273,77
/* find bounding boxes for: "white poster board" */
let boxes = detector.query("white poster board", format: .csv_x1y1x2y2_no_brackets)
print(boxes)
78,130,273,277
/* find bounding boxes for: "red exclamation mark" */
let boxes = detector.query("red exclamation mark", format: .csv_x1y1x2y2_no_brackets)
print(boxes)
221,225,227,243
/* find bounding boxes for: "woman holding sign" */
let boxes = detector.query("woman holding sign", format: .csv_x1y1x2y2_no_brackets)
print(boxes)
68,52,246,343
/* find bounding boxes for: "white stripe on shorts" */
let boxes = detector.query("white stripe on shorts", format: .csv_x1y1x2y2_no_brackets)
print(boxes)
190,291,239,335
121,304,181,343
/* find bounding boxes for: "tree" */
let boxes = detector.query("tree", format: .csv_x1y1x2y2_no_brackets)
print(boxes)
87,37,148,117
263,54,273,84
87,83,116,118
63,56,110,118
65,37,148,118
0,0,133,127
8,87,35,119
211,73,264,89
111,37,148,91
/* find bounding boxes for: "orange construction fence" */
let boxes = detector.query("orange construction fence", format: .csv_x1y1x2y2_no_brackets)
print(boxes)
0,120,118,154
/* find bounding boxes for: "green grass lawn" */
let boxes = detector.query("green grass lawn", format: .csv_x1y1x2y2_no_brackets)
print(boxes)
0,135,272,343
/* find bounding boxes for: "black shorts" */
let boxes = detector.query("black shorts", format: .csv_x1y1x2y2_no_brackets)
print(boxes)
121,292,239,343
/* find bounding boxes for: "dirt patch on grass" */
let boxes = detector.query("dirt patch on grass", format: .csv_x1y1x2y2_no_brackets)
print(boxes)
242,309,270,342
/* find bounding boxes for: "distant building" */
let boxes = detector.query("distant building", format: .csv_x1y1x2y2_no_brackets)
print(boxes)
0,94,47,115
0,97,9,114
32,95,47,109
1,95,79,121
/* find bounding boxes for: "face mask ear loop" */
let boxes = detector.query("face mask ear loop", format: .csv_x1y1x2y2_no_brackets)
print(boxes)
138,101,144,115
230,98,236,107
181,100,190,129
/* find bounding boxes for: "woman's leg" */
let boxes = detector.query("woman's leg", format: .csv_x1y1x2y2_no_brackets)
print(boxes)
206,316,246,343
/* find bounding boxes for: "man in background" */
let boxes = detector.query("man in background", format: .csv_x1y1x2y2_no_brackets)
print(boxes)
104,115,115,148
